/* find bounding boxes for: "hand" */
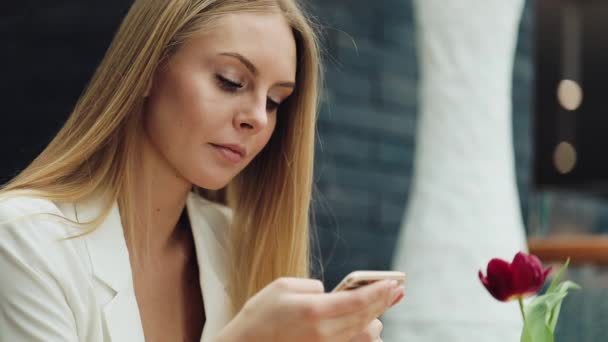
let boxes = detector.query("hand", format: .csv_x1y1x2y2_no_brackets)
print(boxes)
216,277,404,342
349,287,405,342
349,319,383,342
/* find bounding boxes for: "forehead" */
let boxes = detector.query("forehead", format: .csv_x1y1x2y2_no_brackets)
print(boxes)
183,12,297,80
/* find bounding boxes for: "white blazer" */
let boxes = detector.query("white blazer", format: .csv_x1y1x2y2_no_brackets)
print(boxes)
0,191,233,342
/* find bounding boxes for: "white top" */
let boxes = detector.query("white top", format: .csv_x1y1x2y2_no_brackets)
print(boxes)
0,191,233,342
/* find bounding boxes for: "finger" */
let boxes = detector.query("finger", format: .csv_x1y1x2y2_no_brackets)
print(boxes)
333,297,389,340
314,285,395,339
370,287,404,324
335,286,401,337
360,285,403,322
389,287,405,307
272,277,325,294
299,279,396,318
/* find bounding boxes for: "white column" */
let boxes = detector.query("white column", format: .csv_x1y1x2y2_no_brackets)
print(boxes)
383,1,528,341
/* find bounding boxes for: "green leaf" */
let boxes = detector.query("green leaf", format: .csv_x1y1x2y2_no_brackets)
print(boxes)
547,281,580,331
521,319,552,342
521,297,555,342
546,258,570,294
520,277,580,342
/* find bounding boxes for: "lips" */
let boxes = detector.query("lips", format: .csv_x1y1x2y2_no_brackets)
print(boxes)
210,143,246,163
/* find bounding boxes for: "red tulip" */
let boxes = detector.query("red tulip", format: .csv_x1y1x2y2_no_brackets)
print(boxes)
478,252,552,302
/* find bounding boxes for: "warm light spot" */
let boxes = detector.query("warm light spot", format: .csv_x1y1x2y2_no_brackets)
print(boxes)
553,141,577,174
557,79,583,111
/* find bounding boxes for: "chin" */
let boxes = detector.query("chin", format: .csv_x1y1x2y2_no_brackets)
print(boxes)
191,173,233,191
201,183,229,191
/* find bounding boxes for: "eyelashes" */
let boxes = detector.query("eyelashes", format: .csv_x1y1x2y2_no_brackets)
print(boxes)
216,74,243,92
266,98,279,111
215,74,280,112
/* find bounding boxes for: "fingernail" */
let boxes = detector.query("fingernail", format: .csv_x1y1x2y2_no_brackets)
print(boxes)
388,280,398,288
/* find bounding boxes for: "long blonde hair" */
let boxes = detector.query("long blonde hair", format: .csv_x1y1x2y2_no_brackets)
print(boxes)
0,0,321,314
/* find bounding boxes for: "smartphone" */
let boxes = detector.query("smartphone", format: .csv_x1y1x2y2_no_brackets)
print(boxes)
331,270,406,292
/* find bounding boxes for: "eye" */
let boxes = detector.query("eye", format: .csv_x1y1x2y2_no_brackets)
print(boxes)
216,74,243,92
266,98,280,112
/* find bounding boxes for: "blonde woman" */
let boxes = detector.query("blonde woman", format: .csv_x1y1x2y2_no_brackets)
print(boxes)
0,1,403,341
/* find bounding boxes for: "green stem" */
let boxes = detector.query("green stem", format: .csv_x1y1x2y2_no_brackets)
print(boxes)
518,297,526,322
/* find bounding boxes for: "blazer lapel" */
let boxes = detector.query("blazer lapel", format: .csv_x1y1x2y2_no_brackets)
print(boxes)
62,191,231,342
186,193,233,342
75,194,145,342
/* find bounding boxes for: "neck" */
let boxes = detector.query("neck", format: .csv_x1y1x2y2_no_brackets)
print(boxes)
130,131,193,260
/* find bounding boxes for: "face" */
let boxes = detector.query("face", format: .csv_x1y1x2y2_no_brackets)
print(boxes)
143,12,297,190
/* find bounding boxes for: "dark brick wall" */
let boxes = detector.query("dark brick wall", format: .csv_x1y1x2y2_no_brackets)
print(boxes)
307,0,418,287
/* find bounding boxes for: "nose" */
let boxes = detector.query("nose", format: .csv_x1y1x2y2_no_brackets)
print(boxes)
234,96,269,134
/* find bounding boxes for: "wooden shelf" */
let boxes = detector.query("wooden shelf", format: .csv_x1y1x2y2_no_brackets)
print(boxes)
528,235,608,265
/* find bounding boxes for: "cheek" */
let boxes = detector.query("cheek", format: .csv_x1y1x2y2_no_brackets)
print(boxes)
144,73,209,163
178,76,237,137
148,71,218,139
143,106,183,167
253,117,278,154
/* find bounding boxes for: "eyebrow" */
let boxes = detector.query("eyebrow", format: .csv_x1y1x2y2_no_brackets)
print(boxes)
219,52,296,89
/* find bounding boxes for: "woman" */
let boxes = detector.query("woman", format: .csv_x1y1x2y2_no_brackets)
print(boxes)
0,0,404,341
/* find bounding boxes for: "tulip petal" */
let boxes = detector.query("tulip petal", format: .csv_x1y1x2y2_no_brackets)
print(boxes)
511,252,548,297
481,258,513,301
479,270,491,289
512,252,537,293
527,254,549,294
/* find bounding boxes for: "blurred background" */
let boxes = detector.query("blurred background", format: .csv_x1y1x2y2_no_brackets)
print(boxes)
2,0,607,340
